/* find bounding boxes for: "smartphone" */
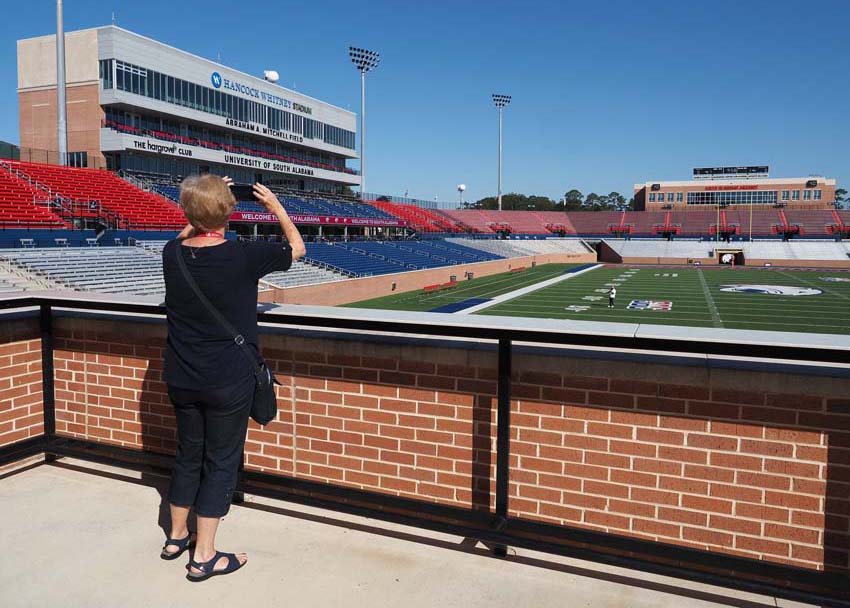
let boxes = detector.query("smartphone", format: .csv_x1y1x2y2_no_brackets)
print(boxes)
230,183,258,201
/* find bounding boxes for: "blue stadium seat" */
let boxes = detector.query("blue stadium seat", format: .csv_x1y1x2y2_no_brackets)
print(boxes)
302,240,503,277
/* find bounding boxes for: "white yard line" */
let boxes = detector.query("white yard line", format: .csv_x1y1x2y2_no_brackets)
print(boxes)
457,264,604,315
697,269,724,328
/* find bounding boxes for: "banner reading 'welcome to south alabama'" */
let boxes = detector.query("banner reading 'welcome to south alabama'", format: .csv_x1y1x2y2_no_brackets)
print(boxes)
230,211,407,227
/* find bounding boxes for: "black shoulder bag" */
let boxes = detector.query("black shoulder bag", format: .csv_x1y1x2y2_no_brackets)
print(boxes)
173,241,280,426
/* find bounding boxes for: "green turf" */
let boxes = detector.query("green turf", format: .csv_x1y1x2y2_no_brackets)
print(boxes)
477,265,850,335
343,263,850,335
340,263,578,312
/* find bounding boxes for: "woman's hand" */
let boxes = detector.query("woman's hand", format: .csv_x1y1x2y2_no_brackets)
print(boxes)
222,176,234,187
252,183,285,215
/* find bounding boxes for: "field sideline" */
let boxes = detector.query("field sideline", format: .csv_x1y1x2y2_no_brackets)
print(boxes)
344,263,850,335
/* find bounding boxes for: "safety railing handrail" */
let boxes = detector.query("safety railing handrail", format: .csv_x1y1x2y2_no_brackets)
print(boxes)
1,292,849,365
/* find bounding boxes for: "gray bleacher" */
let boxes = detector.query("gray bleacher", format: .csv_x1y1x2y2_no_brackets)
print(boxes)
604,239,850,261
262,262,346,289
0,240,348,297
137,240,347,289
603,239,715,260
1,247,167,296
446,237,593,258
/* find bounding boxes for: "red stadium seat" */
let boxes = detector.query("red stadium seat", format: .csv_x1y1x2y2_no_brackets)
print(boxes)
7,161,186,230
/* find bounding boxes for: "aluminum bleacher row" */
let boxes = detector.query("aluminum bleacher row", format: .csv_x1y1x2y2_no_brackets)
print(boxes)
135,240,347,289
446,237,594,257
0,246,167,296
302,240,503,277
0,240,351,295
604,239,850,261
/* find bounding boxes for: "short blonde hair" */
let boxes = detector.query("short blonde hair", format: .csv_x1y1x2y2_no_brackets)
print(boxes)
179,174,236,231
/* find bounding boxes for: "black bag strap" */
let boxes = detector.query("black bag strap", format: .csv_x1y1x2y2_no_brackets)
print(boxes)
172,240,263,374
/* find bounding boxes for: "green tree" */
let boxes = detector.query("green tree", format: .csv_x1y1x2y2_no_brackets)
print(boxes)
583,192,601,210
563,189,584,210
472,193,559,211
836,187,848,209
605,192,627,211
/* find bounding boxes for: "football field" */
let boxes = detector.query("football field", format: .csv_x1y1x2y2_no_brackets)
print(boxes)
343,263,850,335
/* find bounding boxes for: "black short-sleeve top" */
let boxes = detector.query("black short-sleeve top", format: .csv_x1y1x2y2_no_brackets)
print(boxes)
162,239,292,390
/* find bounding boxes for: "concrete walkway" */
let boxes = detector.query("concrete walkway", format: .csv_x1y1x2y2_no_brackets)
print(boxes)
0,457,817,608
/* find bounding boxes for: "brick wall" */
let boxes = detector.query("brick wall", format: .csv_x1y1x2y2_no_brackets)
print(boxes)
44,315,850,573
0,318,43,448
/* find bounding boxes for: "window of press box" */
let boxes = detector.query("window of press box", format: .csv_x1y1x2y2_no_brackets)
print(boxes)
112,59,355,148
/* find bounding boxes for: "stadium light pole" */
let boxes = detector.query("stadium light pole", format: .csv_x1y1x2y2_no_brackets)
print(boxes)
492,94,511,211
56,0,68,166
349,47,380,200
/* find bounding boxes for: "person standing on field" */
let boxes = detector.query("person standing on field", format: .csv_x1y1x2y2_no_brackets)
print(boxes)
608,286,616,308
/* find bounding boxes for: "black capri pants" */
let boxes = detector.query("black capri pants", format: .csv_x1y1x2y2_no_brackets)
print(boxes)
167,374,253,518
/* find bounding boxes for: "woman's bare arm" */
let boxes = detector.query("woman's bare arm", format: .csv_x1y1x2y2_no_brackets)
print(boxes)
252,183,306,261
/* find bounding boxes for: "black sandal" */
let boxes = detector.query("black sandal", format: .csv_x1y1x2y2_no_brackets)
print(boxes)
160,533,195,560
186,551,246,582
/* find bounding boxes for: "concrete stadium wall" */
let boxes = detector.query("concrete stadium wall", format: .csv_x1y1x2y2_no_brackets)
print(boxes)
744,259,850,269
0,318,43,448
263,253,597,306
13,313,845,573
609,255,850,268
597,241,623,264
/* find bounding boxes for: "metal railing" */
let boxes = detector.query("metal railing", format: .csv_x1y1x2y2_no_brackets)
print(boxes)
0,293,849,603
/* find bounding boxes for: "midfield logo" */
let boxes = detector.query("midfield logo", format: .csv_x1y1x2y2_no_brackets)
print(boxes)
627,300,673,311
719,284,822,296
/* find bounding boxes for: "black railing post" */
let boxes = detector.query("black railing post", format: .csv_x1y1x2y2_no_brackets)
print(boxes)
39,303,57,462
492,337,512,556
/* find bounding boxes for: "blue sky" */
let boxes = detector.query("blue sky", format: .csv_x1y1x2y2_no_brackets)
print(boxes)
1,0,848,203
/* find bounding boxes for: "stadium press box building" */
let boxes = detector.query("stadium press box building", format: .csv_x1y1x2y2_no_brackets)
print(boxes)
634,166,836,212
17,26,360,194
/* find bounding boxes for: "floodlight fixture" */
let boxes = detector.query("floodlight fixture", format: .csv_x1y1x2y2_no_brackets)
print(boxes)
349,46,381,198
349,47,381,73
492,94,512,109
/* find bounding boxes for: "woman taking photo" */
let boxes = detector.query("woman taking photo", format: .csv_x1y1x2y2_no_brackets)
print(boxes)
159,175,305,581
